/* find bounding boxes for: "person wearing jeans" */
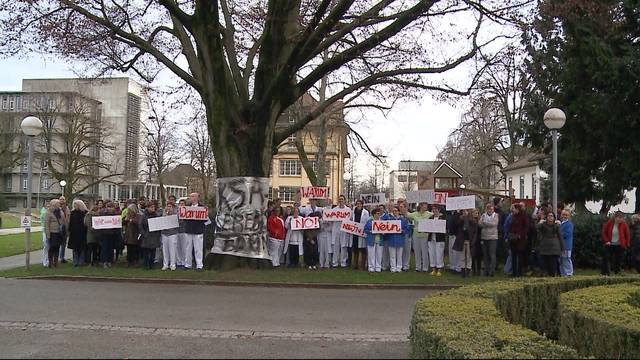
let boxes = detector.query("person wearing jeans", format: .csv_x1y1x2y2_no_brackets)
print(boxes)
601,211,630,275
183,193,206,270
267,207,286,267
479,204,499,276
559,210,574,276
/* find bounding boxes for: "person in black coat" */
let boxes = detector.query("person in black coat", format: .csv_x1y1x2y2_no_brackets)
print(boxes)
67,200,88,267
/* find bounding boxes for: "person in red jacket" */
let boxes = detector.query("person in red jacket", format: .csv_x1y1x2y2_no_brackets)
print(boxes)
601,211,631,275
267,207,286,268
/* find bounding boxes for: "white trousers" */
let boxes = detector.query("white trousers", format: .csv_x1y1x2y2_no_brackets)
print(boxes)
413,236,429,271
448,235,461,271
428,240,445,269
42,233,49,267
367,244,383,272
460,241,472,269
332,242,348,267
161,234,178,269
382,242,390,270
184,233,204,269
388,246,403,272
176,233,186,266
268,239,285,267
318,234,332,268
402,235,412,270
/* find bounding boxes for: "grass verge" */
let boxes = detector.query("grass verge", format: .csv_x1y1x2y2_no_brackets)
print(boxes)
0,232,43,258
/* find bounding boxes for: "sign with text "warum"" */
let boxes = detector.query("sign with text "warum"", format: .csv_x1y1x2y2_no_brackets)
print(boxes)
339,220,365,237
322,208,352,222
300,186,329,199
371,220,402,234
290,216,320,230
445,195,476,211
148,215,179,232
178,206,208,220
92,216,122,229
360,193,386,206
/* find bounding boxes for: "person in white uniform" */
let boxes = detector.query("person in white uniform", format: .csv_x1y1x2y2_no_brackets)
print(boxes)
331,195,351,268
160,202,179,271
350,199,369,270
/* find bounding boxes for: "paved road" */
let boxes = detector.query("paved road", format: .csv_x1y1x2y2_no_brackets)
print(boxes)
0,278,429,358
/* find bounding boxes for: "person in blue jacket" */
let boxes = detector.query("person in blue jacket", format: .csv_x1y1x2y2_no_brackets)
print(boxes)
381,205,410,273
559,209,574,276
364,207,384,273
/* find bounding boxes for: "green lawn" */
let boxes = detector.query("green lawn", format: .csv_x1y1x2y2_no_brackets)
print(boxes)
0,212,21,229
0,258,604,285
0,232,43,258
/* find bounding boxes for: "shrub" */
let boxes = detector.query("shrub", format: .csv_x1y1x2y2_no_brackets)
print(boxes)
410,276,640,359
571,213,636,269
559,283,640,359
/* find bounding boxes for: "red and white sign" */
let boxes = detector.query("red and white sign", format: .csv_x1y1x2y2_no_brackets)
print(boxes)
322,208,352,222
371,220,402,234
178,206,209,220
340,220,365,237
300,186,329,199
432,192,448,205
290,216,320,230
92,215,122,229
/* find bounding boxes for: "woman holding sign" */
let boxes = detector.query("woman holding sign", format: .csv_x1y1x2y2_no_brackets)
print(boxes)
350,199,369,270
161,203,179,271
382,206,409,273
364,208,384,272
407,203,433,273
140,201,162,270
284,207,304,267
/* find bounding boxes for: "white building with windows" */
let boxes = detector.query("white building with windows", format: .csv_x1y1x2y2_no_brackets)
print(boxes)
502,153,547,205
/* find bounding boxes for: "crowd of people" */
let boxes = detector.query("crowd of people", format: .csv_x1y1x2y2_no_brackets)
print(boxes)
40,193,207,271
267,195,640,278
37,190,640,278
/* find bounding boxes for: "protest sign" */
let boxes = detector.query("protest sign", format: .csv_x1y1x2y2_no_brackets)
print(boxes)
92,215,122,229
340,220,365,237
417,219,447,233
360,193,386,206
300,186,329,199
432,192,448,205
322,208,352,222
405,190,434,204
148,215,179,232
445,195,476,211
371,220,402,234
290,216,320,230
178,206,208,220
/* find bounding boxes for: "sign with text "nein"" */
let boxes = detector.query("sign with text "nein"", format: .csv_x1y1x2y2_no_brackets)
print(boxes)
371,220,402,234
340,220,365,237
360,193,386,206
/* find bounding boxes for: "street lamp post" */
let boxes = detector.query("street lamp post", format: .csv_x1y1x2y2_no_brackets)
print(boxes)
543,108,566,217
21,116,43,270
459,184,466,196
59,179,67,197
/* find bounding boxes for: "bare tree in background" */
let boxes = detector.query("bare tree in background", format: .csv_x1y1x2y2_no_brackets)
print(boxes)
142,109,181,207
0,0,529,179
186,115,217,200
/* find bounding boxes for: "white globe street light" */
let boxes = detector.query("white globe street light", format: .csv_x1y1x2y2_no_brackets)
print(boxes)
20,116,43,271
543,108,566,215
59,179,67,197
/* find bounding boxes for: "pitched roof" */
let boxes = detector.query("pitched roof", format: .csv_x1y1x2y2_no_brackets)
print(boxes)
398,160,440,172
502,152,547,172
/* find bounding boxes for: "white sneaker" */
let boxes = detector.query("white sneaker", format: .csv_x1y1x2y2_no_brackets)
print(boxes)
170,266,176,271
161,266,168,271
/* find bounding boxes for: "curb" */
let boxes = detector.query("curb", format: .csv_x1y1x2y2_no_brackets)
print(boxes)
11,275,461,290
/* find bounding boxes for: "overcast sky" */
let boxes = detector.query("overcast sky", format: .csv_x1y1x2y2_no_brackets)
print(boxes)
0,55,464,179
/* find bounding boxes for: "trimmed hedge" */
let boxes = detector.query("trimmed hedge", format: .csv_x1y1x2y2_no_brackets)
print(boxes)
560,284,640,358
410,276,640,359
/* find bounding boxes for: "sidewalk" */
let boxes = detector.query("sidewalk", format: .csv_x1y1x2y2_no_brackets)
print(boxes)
0,250,43,271
0,227,42,236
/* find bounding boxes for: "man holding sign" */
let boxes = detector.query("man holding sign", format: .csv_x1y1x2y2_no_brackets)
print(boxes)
182,193,207,271
330,195,352,267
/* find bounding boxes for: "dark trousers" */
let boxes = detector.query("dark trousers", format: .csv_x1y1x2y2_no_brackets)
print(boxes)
472,256,482,275
510,245,526,277
100,236,114,264
288,245,300,267
87,243,100,265
541,255,559,277
127,244,140,265
72,249,86,266
142,248,156,269
602,245,623,275
304,242,319,267
48,245,60,266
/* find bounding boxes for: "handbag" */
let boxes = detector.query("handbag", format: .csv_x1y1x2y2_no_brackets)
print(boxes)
56,215,66,238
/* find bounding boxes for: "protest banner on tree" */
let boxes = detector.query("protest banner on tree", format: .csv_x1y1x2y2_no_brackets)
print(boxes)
445,195,476,211
339,220,365,237
360,193,386,206
322,208,352,222
405,190,434,204
178,206,209,220
433,192,448,205
417,219,447,233
92,215,122,229
290,216,320,230
148,215,179,232
299,186,329,199
371,220,402,234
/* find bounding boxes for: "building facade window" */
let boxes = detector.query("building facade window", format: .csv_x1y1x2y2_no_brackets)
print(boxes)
22,159,29,172
1,96,6,110
519,175,525,199
397,175,408,182
278,186,297,202
532,173,537,200
41,175,50,190
3,174,11,191
8,96,14,110
41,160,48,170
279,160,301,176
21,174,29,191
